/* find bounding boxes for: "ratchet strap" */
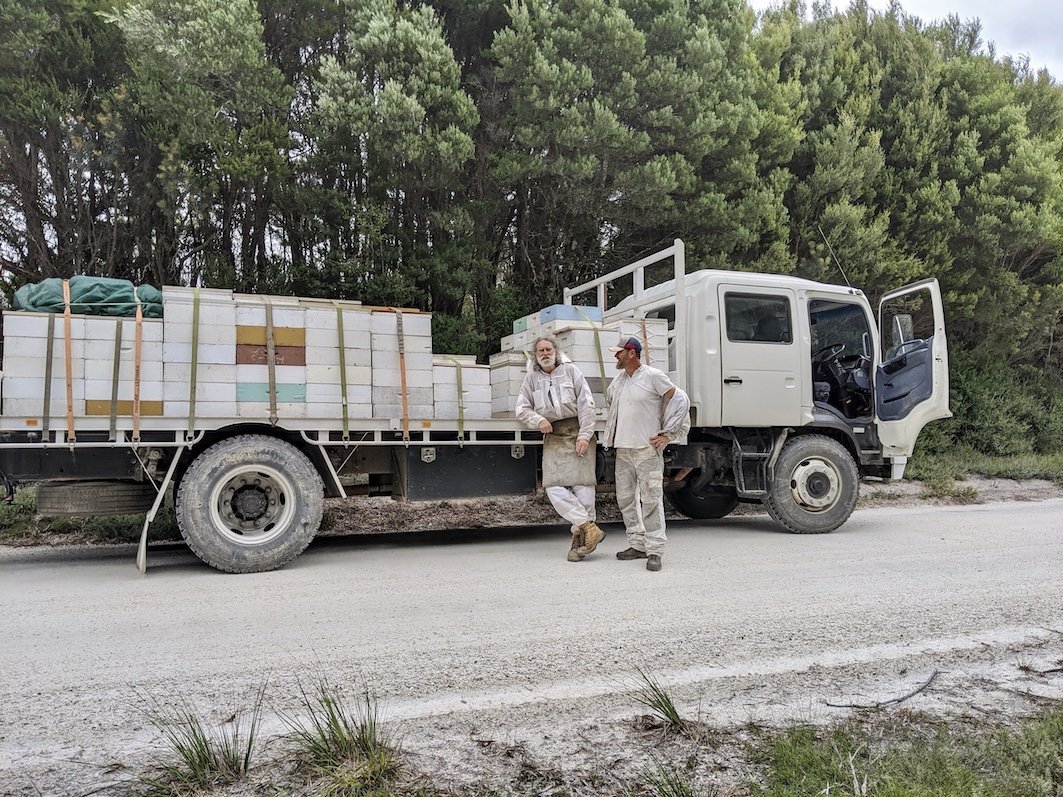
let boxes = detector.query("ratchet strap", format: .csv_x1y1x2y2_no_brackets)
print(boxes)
334,303,350,441
640,317,650,366
132,292,143,442
62,279,75,441
265,299,277,425
110,319,123,440
42,313,55,437
443,355,465,444
393,308,410,442
187,287,200,434
575,306,607,387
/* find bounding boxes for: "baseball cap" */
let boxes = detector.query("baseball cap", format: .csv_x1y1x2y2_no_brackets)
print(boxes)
609,336,642,355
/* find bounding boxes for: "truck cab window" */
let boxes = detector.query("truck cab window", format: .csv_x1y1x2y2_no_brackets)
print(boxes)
809,300,873,419
646,304,675,330
724,294,791,343
880,290,935,361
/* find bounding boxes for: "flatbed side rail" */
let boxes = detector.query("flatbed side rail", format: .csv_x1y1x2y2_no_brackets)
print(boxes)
298,429,548,447
562,238,686,390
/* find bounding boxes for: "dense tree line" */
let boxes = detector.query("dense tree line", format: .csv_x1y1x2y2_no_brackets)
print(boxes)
2,0,1061,453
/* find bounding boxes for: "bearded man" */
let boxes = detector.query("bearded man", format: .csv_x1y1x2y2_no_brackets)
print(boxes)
516,336,605,561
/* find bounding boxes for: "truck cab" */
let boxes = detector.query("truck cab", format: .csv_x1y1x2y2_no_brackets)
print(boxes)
567,240,950,532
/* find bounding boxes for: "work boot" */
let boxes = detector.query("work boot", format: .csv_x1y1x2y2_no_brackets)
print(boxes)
576,521,605,556
567,529,586,562
615,547,648,560
646,554,662,572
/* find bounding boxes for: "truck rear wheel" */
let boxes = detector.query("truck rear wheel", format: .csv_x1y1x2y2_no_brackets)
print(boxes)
668,484,739,519
175,435,323,573
764,434,858,534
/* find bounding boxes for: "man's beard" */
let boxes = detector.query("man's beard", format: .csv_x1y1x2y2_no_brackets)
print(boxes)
538,355,555,369
615,358,624,370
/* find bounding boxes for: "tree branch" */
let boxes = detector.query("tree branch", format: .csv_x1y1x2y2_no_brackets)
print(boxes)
825,670,939,709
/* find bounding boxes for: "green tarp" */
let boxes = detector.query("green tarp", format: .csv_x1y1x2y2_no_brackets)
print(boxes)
13,276,163,318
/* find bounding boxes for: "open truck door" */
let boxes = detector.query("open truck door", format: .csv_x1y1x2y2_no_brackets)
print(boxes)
875,278,951,470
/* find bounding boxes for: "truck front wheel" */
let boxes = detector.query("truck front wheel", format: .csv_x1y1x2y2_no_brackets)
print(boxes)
175,435,324,573
764,434,858,534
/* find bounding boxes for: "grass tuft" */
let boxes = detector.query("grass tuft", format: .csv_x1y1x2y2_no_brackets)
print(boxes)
138,682,265,795
645,759,711,797
282,676,400,795
917,476,980,501
633,667,698,738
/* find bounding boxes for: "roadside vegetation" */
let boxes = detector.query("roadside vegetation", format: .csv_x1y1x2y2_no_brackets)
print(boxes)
125,674,1062,796
1,442,1060,546
137,685,265,796
748,711,1063,797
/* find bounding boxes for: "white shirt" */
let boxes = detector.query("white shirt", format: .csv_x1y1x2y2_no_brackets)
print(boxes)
515,361,596,440
609,365,675,449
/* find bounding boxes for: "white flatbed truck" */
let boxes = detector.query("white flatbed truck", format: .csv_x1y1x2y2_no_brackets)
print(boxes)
0,240,950,573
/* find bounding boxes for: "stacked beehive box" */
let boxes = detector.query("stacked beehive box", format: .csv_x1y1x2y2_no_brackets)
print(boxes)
1,314,88,420
0,312,169,421
370,310,434,419
163,287,238,419
487,310,670,419
488,350,529,418
432,354,491,420
165,290,437,423
0,287,444,427
303,301,373,419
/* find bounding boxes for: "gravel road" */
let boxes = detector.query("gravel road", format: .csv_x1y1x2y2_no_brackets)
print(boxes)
2,497,1062,795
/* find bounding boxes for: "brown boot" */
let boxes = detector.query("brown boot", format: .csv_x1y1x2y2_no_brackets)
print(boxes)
567,529,586,562
576,521,605,556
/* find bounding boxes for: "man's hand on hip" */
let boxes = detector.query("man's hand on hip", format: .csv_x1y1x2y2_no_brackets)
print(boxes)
650,434,669,451
539,419,553,434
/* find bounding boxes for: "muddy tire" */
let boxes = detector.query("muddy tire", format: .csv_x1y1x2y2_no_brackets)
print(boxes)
175,435,323,573
764,434,858,534
36,480,156,517
668,484,739,520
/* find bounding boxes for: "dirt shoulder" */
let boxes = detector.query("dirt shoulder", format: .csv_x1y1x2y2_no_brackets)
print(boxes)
2,476,1061,549
318,475,1063,537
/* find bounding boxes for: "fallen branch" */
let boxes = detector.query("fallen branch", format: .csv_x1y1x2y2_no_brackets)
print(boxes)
825,670,939,709
1001,687,1063,703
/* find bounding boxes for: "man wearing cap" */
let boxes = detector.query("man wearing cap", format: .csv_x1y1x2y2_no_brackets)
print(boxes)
516,336,606,562
604,336,690,572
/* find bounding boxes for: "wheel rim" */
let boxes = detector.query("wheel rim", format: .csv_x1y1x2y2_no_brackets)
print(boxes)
209,464,296,546
788,457,842,512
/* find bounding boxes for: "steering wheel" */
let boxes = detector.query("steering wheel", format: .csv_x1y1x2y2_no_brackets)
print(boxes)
812,343,846,364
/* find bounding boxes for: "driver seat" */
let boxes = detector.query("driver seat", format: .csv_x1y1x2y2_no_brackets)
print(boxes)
755,316,790,343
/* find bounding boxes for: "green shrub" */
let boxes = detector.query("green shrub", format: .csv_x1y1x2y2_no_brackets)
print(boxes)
944,351,1063,457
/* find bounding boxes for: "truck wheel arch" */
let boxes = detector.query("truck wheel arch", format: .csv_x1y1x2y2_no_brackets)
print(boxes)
668,482,739,519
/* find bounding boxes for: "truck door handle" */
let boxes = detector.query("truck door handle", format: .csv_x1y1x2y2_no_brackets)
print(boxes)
724,377,743,385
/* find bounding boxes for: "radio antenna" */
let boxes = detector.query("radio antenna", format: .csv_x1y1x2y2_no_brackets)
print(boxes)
817,224,851,288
